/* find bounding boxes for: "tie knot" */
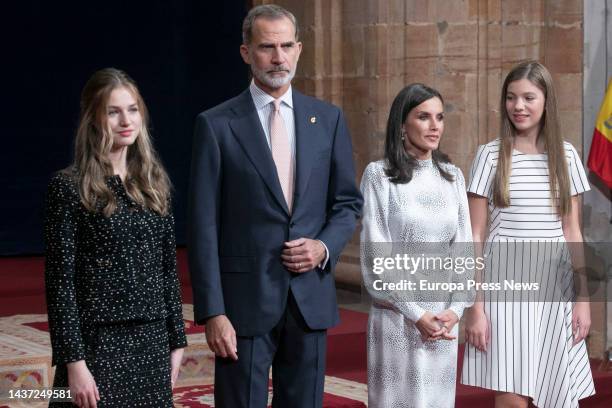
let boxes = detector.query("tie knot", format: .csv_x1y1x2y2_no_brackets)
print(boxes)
272,99,281,112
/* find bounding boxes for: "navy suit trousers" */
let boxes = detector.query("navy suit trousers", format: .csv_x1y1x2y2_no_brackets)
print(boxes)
214,290,327,408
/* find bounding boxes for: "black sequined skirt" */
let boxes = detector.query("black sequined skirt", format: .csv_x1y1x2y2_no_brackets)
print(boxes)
50,319,173,407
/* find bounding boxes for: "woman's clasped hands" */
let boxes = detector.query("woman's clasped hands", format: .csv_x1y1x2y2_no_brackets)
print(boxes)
415,309,459,341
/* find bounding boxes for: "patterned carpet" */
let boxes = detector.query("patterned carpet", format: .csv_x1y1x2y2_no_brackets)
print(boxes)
0,305,366,407
2,253,609,407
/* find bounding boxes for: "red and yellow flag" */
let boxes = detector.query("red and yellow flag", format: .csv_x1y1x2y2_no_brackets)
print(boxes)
588,79,612,189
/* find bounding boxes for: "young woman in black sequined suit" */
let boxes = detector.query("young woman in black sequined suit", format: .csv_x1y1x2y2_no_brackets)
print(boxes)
44,68,187,407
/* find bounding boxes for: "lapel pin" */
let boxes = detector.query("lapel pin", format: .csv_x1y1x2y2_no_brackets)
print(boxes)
310,116,316,124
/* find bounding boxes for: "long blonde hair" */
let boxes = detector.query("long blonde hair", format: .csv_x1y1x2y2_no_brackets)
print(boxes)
493,60,571,215
68,68,171,217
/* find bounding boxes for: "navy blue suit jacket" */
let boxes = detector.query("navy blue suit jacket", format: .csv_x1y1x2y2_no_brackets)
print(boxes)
188,88,362,336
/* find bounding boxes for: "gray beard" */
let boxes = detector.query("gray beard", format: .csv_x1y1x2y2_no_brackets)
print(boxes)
251,65,296,89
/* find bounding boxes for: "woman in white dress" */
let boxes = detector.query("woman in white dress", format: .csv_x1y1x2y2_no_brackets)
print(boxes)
360,83,474,407
460,61,595,407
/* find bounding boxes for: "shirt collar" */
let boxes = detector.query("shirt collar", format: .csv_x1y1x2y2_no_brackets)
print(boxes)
249,80,293,110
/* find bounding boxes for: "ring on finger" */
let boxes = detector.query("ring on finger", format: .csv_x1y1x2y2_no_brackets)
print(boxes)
298,263,302,269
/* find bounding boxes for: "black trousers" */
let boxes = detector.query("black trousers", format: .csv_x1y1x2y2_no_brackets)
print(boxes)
214,291,327,408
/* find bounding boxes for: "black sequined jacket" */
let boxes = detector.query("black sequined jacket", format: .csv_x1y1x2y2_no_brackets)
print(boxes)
44,172,187,366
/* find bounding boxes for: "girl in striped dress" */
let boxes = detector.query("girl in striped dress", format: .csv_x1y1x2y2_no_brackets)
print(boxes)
460,61,595,407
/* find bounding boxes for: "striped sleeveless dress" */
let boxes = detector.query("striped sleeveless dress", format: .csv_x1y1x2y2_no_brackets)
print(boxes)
460,139,595,408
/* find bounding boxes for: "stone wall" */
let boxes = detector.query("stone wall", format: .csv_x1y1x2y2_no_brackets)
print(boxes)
254,0,583,175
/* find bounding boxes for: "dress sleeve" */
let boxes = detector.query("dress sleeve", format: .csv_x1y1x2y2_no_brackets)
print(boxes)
566,143,591,196
448,168,475,319
359,163,426,323
44,174,87,366
467,144,495,198
162,209,188,350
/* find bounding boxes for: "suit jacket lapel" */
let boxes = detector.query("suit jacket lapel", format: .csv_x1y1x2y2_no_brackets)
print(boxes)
293,90,319,209
229,90,290,215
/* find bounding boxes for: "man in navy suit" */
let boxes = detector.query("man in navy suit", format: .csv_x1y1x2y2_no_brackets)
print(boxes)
188,4,362,407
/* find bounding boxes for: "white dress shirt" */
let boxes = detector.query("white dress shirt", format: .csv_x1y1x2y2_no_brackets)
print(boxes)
249,80,296,155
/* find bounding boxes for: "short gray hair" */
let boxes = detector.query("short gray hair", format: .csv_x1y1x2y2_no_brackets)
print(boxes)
242,4,299,45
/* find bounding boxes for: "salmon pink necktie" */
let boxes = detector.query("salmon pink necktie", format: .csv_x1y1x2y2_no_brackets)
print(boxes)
270,99,294,212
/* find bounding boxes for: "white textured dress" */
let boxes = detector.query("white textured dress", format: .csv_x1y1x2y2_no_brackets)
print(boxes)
460,139,595,408
360,159,473,408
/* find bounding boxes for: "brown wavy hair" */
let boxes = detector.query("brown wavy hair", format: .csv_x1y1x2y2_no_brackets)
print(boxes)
494,60,571,215
67,68,171,217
